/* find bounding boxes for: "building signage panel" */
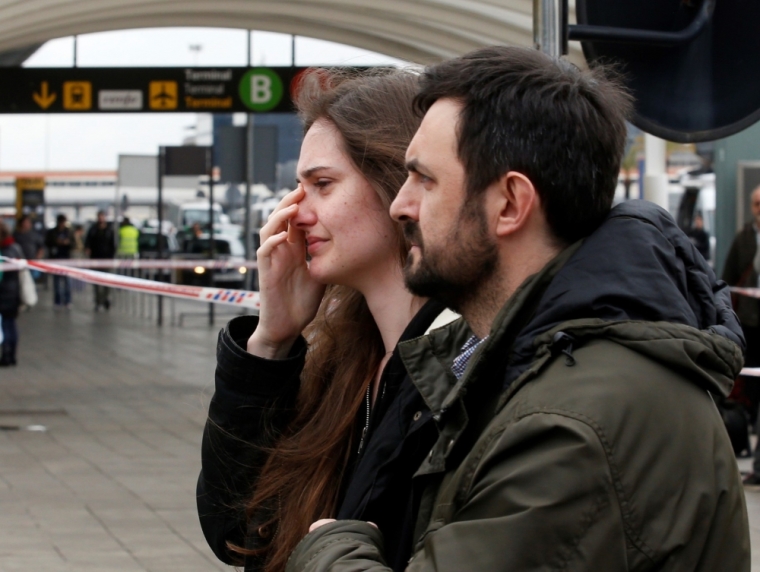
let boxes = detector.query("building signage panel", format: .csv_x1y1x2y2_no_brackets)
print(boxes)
0,67,310,114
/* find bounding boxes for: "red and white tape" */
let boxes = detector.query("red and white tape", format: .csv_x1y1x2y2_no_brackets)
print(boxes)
1,257,260,309
0,258,258,271
730,286,760,300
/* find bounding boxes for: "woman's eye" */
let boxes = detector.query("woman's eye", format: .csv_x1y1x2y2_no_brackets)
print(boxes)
314,179,331,190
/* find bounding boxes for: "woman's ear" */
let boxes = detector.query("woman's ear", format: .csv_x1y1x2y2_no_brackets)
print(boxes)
493,172,539,238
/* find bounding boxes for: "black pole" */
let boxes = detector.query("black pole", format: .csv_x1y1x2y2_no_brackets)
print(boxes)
244,115,254,291
208,146,215,326
157,147,165,327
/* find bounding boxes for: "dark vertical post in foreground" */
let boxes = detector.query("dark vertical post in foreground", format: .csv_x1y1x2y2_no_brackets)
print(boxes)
208,146,215,326
157,147,165,327
244,114,254,291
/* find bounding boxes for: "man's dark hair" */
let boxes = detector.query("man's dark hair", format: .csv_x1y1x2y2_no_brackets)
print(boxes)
56,213,67,224
414,46,633,245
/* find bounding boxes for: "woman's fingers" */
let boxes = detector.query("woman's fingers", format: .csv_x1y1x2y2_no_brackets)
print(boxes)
257,231,289,260
287,220,305,244
309,519,336,533
260,204,298,242
266,185,305,223
262,184,305,242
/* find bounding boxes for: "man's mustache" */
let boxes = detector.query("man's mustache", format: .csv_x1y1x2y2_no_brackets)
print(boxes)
402,222,423,248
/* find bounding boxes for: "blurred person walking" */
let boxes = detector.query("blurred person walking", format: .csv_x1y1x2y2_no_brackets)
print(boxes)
13,215,44,281
117,216,140,258
70,224,86,293
45,214,73,308
85,210,115,311
0,221,24,365
724,185,760,485
724,185,760,366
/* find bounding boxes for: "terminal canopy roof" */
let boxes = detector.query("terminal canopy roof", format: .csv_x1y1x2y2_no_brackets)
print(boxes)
0,0,582,65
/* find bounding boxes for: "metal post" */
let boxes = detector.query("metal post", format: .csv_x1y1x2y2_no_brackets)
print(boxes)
247,30,251,67
533,0,563,57
157,147,165,326
643,133,669,209
73,35,78,67
244,114,254,291
291,35,296,67
208,147,215,326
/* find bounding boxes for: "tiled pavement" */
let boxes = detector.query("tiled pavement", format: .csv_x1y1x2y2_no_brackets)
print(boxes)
1,286,759,571
0,289,231,572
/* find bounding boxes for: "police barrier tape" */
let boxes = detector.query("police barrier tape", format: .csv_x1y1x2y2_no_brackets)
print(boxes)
0,257,261,309
730,286,760,300
0,258,258,271
2,258,760,374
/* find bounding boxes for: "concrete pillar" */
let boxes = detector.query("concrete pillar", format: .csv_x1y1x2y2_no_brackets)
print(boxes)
643,133,669,209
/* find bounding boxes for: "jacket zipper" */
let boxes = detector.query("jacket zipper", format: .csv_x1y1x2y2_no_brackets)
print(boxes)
357,384,371,455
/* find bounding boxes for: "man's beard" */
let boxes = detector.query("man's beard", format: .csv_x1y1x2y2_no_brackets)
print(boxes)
402,200,498,311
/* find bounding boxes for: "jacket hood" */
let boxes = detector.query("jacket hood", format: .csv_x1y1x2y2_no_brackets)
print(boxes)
504,200,744,397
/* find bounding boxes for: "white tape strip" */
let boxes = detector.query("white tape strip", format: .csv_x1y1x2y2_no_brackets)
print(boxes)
0,257,260,309
0,259,258,271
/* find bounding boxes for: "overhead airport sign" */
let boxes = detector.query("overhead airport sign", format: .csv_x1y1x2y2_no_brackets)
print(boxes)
0,67,306,113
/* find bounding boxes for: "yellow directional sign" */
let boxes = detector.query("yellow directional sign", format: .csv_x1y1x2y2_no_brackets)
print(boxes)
149,81,178,110
32,81,56,109
63,81,92,110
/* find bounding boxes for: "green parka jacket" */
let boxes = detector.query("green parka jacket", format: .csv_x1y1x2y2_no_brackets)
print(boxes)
287,201,750,572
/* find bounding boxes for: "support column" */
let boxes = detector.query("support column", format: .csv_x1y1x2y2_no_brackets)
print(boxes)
644,133,669,209
534,0,563,57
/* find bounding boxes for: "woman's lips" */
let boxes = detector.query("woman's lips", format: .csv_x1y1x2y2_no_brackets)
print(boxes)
306,237,328,255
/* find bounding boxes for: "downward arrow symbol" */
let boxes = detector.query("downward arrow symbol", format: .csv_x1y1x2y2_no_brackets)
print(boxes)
33,81,56,109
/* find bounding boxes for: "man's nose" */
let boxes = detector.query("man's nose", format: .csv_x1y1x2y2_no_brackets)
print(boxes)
390,178,418,222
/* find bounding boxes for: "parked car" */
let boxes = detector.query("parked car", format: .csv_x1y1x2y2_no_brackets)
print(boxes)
138,228,180,258
177,232,248,289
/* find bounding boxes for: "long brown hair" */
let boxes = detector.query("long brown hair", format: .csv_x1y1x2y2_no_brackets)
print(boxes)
235,68,421,572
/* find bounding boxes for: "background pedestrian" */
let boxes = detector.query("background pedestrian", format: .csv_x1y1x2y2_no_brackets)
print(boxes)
0,220,24,365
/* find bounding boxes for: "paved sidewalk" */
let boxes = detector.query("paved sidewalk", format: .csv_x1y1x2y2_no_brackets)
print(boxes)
0,289,228,572
1,286,759,570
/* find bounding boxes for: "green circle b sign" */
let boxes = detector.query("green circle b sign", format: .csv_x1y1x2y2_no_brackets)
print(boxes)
239,68,284,112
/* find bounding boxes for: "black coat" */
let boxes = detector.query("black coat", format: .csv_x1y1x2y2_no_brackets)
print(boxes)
0,242,23,317
84,223,115,259
196,300,445,572
723,222,760,327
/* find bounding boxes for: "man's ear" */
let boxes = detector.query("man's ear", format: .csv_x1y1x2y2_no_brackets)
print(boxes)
493,171,539,238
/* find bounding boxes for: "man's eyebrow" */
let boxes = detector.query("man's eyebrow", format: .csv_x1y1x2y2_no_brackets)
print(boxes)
299,165,330,179
406,158,425,174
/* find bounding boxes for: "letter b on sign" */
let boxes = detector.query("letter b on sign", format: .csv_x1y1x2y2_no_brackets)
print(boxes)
239,68,283,112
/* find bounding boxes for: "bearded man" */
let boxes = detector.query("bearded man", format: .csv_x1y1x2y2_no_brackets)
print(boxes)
288,47,750,572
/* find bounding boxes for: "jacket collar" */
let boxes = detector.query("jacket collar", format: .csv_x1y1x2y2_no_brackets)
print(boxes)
399,242,580,417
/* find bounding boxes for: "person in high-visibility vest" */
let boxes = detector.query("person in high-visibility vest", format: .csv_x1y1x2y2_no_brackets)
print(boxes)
117,217,140,258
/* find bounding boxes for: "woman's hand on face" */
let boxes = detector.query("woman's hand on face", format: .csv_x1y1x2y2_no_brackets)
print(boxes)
248,185,326,359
